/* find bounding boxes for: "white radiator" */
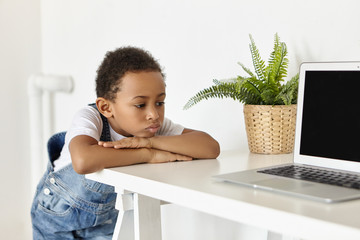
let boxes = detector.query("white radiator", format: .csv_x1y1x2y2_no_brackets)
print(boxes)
28,74,74,194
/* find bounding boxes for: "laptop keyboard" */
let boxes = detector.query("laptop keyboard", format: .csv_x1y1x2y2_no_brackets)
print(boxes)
258,165,360,190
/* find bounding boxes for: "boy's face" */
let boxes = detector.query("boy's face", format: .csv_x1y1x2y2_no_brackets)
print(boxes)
107,71,166,138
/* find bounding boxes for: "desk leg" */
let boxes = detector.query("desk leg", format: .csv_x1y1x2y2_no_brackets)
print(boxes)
133,193,162,240
112,190,162,240
113,191,134,240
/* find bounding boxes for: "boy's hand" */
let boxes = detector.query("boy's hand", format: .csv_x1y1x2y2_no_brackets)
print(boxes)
99,137,152,149
148,149,193,163
98,138,192,163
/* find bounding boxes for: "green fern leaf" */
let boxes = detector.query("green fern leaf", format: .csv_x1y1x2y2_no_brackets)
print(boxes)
267,34,288,88
275,73,299,105
238,62,256,78
183,81,263,109
213,78,237,85
237,76,262,99
249,34,267,82
183,83,240,109
274,42,288,83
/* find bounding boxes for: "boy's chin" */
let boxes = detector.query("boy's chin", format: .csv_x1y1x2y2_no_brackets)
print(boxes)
134,132,156,138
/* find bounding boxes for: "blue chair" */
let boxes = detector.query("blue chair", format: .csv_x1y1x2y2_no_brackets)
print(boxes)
47,131,66,164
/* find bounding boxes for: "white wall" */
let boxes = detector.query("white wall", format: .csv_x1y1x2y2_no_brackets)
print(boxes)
0,0,41,239
2,0,360,239
43,0,360,150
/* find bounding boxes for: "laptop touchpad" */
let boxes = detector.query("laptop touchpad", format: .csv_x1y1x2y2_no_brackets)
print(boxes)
253,178,314,190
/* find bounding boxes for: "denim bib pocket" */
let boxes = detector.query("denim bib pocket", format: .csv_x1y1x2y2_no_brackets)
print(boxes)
37,197,73,217
36,186,73,218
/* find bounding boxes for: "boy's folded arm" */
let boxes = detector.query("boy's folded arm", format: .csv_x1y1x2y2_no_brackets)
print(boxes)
151,129,220,159
69,135,194,174
69,135,151,174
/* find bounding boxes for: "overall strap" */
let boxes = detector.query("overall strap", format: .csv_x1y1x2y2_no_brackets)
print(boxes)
88,103,112,142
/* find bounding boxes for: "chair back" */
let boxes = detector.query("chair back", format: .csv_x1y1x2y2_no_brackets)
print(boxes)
47,131,66,163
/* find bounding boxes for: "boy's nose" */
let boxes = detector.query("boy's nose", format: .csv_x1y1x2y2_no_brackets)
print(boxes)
146,106,159,120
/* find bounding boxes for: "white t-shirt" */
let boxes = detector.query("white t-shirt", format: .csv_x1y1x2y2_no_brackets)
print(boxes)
53,106,184,171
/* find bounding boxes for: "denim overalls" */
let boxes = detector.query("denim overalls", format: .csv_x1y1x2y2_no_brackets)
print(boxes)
31,104,119,239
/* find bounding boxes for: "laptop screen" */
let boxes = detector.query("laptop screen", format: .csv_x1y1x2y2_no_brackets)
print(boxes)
300,70,360,162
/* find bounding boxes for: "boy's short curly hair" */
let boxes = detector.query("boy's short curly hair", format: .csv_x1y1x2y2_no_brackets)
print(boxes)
95,46,164,101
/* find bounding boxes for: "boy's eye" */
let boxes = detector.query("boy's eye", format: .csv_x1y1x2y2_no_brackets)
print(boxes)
156,101,165,106
135,104,145,108
134,102,164,108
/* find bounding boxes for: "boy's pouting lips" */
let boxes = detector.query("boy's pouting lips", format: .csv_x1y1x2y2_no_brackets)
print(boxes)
106,71,166,138
145,123,161,134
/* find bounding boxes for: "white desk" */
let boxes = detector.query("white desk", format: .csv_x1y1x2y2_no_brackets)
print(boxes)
87,149,360,240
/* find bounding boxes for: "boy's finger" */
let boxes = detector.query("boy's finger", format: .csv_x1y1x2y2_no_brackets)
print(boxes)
102,142,116,148
177,155,193,161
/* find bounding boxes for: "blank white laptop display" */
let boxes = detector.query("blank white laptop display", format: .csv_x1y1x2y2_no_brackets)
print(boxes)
214,61,360,203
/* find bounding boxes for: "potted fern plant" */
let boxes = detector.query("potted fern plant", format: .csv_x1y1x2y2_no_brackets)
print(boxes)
184,33,299,154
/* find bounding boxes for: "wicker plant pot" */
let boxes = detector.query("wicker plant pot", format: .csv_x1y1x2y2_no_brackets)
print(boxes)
243,104,297,154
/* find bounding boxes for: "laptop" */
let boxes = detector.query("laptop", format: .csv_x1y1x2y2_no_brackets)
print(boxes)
214,61,360,203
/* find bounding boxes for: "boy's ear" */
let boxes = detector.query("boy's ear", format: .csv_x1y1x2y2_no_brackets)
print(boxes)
96,97,113,118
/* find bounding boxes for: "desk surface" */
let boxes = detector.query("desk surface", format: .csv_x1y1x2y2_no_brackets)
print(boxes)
87,149,360,240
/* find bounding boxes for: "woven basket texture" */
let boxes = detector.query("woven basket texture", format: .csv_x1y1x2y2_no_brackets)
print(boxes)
243,104,297,154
